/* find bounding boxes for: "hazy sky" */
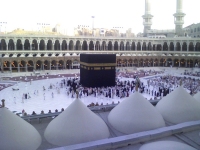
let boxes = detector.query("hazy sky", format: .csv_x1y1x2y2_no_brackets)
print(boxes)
0,0,199,34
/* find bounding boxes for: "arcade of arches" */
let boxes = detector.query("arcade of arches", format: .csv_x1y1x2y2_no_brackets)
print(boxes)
1,59,79,72
1,39,200,51
116,58,200,68
1,58,200,72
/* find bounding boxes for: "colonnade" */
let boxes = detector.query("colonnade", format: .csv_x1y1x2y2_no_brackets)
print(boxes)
0,38,200,51
1,57,199,73
0,59,79,72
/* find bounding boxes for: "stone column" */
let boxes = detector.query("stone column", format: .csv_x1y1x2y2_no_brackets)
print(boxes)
135,43,137,51
56,62,58,70
41,61,44,70
30,43,32,50
118,44,120,51
168,44,170,51
74,45,76,50
52,44,55,50
64,61,66,69
185,59,187,67
15,43,17,50
87,43,89,51
44,42,47,50
1,62,3,72
25,63,27,72
181,43,183,51
60,44,62,50
187,43,189,51
94,44,95,51
67,44,69,50
18,63,20,72
49,61,51,70
38,43,40,50
9,63,12,72
194,43,196,51
6,43,8,50
80,44,82,50
33,62,36,70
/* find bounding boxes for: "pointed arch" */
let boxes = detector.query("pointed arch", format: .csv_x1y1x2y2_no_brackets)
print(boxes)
195,42,200,51
176,42,181,51
54,40,60,50
142,42,146,51
131,42,135,50
108,41,112,50
8,39,14,50
47,40,53,50
62,40,67,50
69,40,74,50
169,42,174,51
114,41,118,50
182,42,187,51
163,42,168,51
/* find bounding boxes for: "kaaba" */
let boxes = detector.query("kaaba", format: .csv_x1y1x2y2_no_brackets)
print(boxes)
80,54,116,87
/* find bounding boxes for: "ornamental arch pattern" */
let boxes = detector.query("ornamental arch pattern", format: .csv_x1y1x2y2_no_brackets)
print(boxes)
0,36,200,72
0,37,198,52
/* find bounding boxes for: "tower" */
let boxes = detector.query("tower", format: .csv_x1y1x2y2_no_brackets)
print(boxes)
173,0,185,36
142,0,153,37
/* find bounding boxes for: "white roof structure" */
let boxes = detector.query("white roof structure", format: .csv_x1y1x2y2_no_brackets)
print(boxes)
193,92,200,103
156,86,200,124
139,141,196,150
108,92,165,134
44,98,110,146
0,105,41,150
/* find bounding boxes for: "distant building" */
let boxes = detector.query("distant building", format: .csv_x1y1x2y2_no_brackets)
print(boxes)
183,23,200,38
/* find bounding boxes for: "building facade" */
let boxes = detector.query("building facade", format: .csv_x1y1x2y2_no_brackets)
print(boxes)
0,34,200,72
184,23,200,38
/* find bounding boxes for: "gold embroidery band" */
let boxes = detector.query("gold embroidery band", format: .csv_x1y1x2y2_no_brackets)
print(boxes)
94,67,101,70
80,62,116,67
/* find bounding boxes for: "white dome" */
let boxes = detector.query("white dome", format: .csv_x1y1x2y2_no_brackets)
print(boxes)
44,98,110,146
0,107,42,150
139,141,196,150
193,92,200,103
108,92,165,134
156,86,200,124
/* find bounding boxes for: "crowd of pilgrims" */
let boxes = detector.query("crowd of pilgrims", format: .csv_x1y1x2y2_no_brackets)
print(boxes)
183,71,200,77
21,74,200,115
63,74,200,106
